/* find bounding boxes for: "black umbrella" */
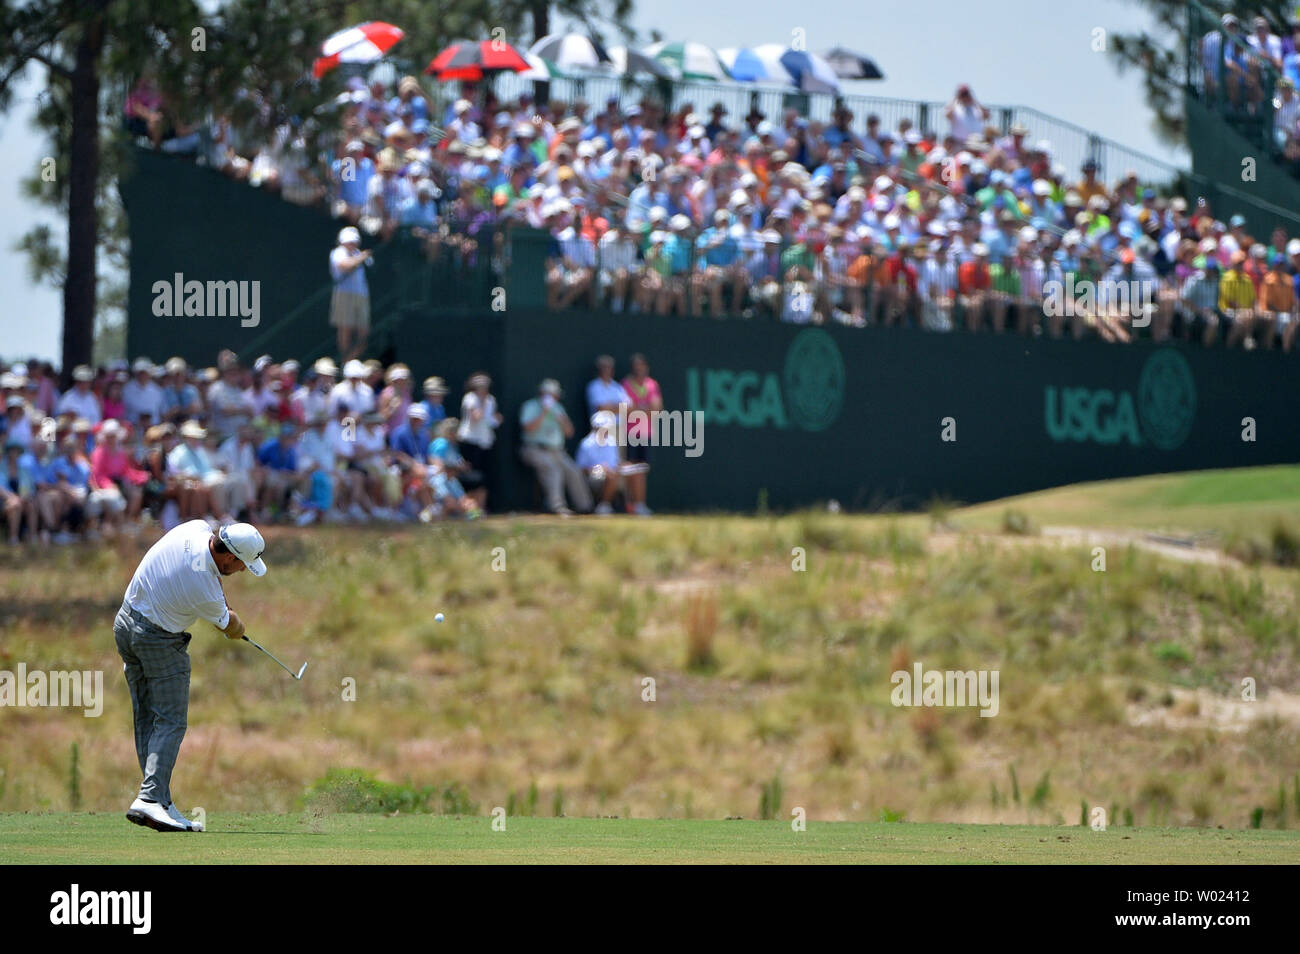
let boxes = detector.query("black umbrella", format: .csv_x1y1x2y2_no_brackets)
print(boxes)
821,47,884,80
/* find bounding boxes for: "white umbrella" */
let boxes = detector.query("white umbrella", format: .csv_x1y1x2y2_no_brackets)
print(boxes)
517,52,565,82
644,41,732,82
606,45,673,79
529,33,609,71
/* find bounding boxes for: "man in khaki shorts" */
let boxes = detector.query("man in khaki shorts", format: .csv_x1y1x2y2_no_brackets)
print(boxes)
330,226,372,361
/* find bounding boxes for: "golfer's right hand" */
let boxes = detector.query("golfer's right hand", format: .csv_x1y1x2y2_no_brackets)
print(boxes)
224,611,245,640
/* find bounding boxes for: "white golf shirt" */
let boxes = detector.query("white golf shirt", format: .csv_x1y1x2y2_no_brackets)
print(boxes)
124,520,230,634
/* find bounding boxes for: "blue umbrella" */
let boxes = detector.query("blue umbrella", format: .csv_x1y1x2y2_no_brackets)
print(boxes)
777,49,841,95
718,47,780,83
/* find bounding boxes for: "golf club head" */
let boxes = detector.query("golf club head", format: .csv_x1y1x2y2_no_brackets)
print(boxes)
295,662,308,680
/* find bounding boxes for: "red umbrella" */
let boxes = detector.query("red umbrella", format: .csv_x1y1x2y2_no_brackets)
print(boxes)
313,22,405,79
425,39,530,81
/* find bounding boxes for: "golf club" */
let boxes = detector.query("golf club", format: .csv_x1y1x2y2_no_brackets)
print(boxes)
242,635,308,680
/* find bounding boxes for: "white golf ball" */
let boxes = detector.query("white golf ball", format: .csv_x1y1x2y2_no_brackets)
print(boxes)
435,613,445,623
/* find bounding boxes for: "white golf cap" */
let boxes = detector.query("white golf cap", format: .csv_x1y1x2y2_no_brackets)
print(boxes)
343,359,366,378
338,226,362,246
132,357,154,373
219,522,267,577
408,404,429,420
591,410,616,429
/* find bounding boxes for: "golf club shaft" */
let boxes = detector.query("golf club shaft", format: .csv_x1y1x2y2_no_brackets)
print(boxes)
242,636,300,678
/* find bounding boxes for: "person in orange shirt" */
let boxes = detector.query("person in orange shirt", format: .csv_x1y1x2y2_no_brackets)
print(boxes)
958,243,993,331
845,239,875,324
1258,253,1297,350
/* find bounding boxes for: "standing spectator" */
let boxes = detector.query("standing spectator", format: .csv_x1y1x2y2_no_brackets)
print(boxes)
946,85,990,142
619,353,658,516
586,355,630,416
519,378,591,516
457,373,502,501
330,228,373,362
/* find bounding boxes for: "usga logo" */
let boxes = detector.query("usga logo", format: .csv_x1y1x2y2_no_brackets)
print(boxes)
1044,348,1196,450
685,328,845,431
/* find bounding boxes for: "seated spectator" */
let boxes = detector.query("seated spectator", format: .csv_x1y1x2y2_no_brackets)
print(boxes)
215,422,264,523
429,417,486,511
419,377,449,426
56,365,102,426
168,420,232,523
256,421,303,519
575,411,623,515
1258,252,1297,350
1219,250,1258,347
1181,255,1223,346
89,419,147,532
0,440,38,544
519,378,592,516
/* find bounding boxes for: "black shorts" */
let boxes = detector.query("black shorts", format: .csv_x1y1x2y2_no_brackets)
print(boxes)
624,443,651,464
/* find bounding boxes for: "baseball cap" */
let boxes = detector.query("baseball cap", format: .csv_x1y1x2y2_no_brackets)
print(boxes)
219,523,267,577
338,226,362,246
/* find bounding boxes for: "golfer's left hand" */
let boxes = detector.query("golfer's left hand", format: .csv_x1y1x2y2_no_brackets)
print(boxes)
224,611,245,640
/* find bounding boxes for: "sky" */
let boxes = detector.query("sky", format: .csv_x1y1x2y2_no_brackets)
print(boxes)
0,0,1186,362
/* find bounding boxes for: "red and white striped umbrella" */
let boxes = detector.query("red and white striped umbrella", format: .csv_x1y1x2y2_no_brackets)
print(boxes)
313,22,405,79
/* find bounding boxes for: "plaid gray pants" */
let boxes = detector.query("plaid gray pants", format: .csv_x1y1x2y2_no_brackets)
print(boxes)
114,603,191,806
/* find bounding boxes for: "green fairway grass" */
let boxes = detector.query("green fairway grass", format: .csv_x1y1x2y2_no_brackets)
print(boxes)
1,813,1296,864
956,464,1300,539
3,465,1298,834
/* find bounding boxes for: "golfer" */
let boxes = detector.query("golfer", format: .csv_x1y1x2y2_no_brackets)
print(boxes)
114,520,267,832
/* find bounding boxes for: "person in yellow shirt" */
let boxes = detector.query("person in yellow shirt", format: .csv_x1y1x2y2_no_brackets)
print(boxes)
1259,253,1297,351
1218,250,1257,348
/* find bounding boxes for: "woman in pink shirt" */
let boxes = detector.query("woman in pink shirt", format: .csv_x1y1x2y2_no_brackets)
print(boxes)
620,353,662,516
90,420,148,523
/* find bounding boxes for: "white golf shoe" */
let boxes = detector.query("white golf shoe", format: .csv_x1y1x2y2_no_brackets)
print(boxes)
126,797,190,832
165,802,203,831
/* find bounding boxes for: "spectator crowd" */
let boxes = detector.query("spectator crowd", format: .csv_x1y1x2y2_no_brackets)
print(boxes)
0,350,664,545
126,64,1300,351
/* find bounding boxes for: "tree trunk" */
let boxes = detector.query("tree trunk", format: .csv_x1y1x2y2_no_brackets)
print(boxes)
61,16,103,384
530,1,550,106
